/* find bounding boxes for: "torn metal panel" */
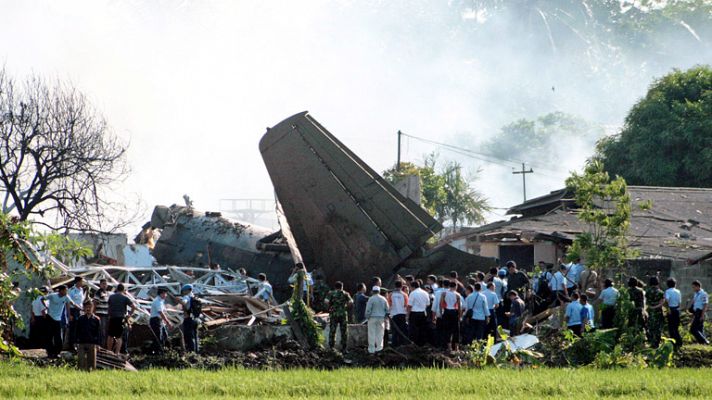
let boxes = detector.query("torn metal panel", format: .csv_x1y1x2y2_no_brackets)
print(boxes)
148,204,294,293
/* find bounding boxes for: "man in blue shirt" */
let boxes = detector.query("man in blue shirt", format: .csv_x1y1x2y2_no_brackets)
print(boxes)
67,277,85,350
690,280,709,345
150,288,172,354
565,293,583,337
597,279,619,329
465,283,490,342
484,282,500,339
45,285,81,358
664,278,683,348
579,294,595,331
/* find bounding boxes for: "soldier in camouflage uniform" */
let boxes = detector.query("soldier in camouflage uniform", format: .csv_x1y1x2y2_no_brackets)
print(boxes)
311,275,330,313
645,276,665,348
324,281,353,351
627,277,648,334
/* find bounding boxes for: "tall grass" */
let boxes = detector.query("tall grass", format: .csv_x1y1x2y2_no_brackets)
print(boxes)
0,361,710,399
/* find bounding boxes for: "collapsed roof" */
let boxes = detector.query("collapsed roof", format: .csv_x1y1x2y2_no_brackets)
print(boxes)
467,186,712,263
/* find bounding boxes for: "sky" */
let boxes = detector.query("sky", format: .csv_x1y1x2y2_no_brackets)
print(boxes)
1,0,709,235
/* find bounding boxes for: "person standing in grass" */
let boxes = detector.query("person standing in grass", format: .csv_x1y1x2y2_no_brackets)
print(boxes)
365,286,389,354
150,288,172,354
76,301,102,371
407,280,431,346
579,294,595,332
439,280,463,351
627,277,647,336
484,282,500,339
565,292,583,337
505,290,525,335
324,281,353,351
663,278,682,348
690,280,709,345
597,279,618,329
45,285,81,358
107,284,137,354
645,276,665,348
352,283,369,323
388,280,408,347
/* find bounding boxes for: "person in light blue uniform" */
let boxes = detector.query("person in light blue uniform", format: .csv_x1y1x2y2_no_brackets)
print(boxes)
579,294,595,331
484,282,500,339
465,283,490,342
664,278,682,348
597,279,619,329
565,293,583,337
690,280,709,345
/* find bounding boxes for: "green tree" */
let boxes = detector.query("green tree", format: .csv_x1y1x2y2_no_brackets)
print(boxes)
565,160,637,270
383,153,490,228
596,65,712,187
484,112,604,167
440,162,489,229
0,212,91,355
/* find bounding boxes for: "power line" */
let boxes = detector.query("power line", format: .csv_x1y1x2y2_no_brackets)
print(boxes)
399,132,568,179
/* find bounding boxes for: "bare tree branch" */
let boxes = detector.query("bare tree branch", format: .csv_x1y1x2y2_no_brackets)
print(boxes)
0,68,133,231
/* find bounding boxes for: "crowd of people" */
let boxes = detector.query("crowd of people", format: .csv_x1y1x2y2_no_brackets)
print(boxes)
270,259,709,354
29,276,202,361
26,259,709,361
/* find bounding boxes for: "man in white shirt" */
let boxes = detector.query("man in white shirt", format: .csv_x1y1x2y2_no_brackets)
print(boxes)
388,280,409,347
288,263,313,303
664,278,682,347
407,281,430,346
150,288,172,354
30,286,49,348
365,286,389,353
431,278,446,346
597,279,619,329
567,258,585,290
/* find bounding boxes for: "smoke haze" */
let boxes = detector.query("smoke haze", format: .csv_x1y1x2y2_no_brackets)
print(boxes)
0,0,710,231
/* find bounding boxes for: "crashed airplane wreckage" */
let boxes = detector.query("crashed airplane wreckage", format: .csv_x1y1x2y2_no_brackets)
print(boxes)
259,111,495,285
48,257,283,328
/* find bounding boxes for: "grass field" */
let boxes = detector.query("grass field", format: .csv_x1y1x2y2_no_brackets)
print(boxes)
1,362,711,399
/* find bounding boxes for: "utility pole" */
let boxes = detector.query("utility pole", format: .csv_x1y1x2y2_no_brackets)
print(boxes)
396,130,402,171
512,163,534,202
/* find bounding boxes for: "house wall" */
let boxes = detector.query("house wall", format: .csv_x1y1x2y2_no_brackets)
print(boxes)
480,242,499,258
670,260,712,304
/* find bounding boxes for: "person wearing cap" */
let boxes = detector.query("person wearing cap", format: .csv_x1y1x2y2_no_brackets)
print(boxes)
150,288,172,354
30,287,49,348
365,285,389,354
106,283,137,354
177,284,200,353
